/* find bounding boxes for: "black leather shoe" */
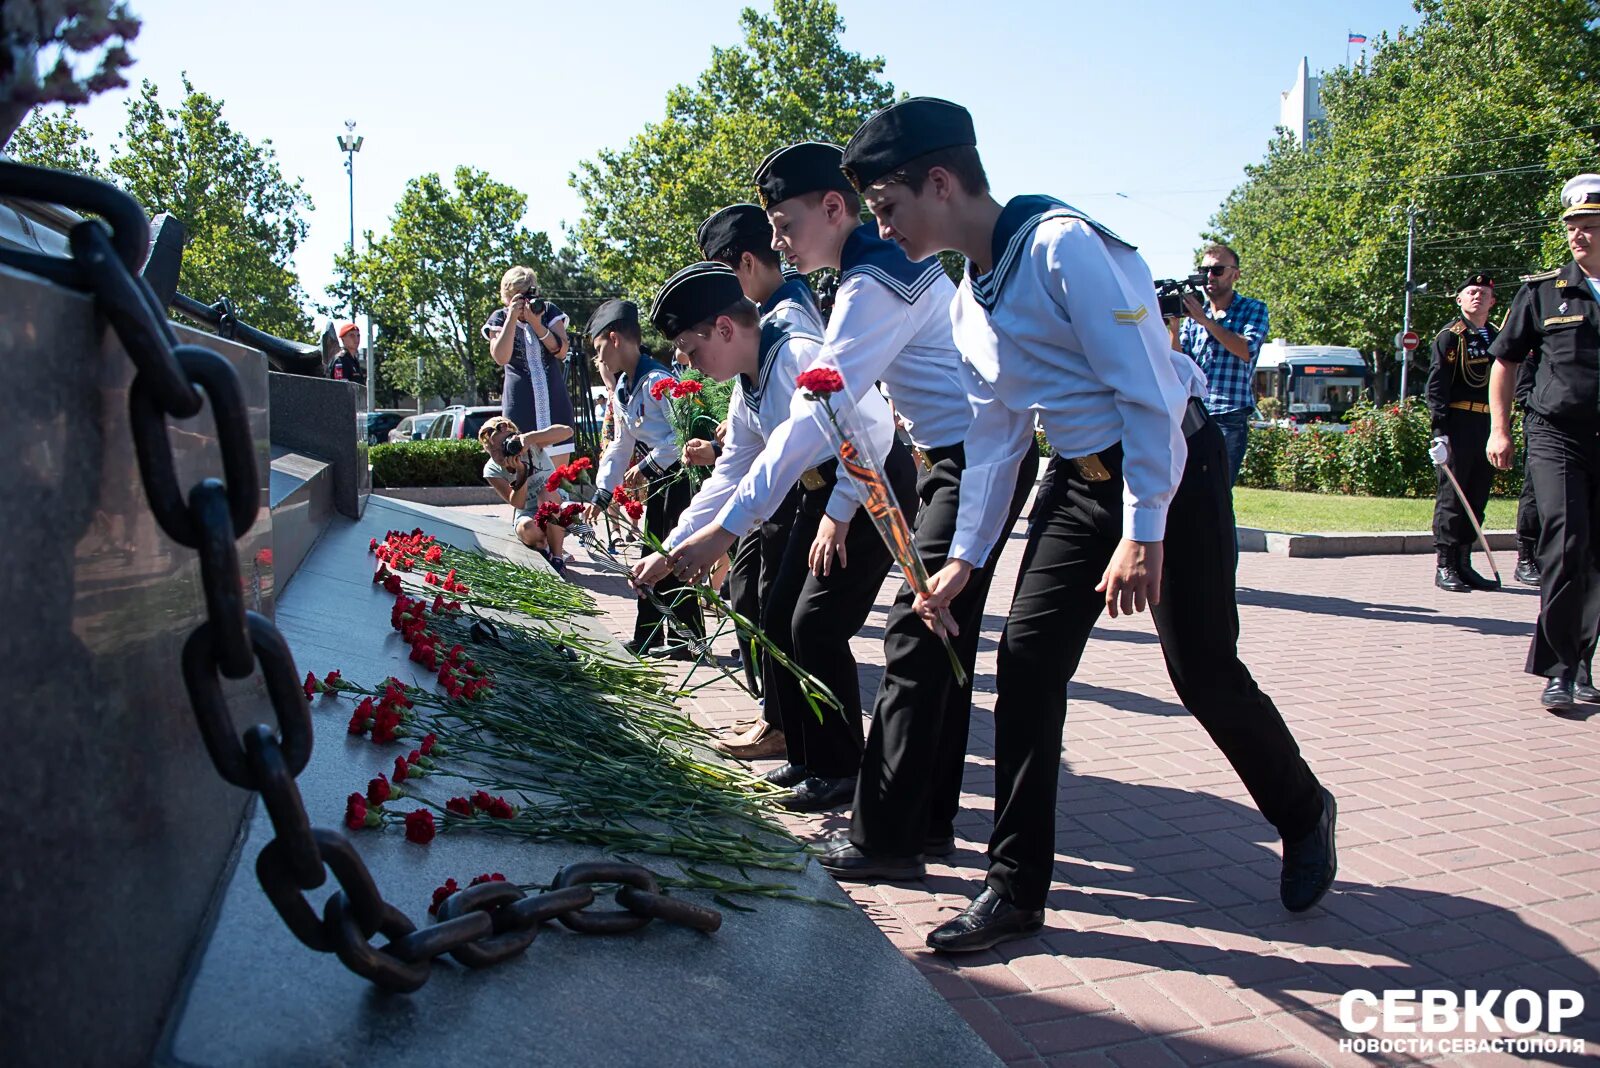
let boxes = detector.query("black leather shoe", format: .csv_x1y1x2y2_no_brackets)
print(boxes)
927,888,1045,954
1458,555,1501,591
1542,676,1578,711
1515,556,1541,586
817,835,924,882
922,834,957,858
1281,787,1337,913
1435,564,1470,593
1576,683,1600,704
763,762,808,788
781,774,857,812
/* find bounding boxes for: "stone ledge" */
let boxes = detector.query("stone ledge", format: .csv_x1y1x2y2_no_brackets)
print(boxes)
1239,527,1518,557
376,485,505,506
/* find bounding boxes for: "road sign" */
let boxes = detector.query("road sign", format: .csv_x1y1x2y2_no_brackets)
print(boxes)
1395,330,1420,352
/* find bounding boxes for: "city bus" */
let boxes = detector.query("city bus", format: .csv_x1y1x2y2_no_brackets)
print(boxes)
1253,343,1371,423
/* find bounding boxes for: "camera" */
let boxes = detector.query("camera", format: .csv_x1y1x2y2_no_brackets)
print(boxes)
519,288,547,315
502,435,524,458
1153,273,1208,319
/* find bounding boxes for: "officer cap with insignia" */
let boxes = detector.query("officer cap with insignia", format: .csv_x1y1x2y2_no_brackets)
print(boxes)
649,262,745,339
753,142,853,211
1459,272,1494,292
841,96,977,192
585,298,639,340
1560,173,1600,220
696,204,773,262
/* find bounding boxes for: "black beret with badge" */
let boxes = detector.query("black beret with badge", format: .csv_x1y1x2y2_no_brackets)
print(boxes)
585,297,638,340
696,204,773,261
1459,272,1495,292
649,262,745,338
753,142,853,210
841,96,977,192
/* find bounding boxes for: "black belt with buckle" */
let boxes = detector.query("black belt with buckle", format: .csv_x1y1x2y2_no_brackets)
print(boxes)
1066,399,1210,483
799,459,839,493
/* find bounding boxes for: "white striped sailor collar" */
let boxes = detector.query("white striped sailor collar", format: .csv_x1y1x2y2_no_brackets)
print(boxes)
760,276,820,318
616,349,673,405
840,221,946,305
741,319,820,409
967,195,1136,312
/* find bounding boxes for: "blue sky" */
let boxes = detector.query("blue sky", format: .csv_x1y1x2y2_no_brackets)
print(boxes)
58,0,1420,320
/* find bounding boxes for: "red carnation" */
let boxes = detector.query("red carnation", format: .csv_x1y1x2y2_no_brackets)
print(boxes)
571,456,592,473
533,501,562,530
424,571,439,586
486,796,516,819
369,537,379,552
393,755,409,783
622,499,643,521
445,796,473,818
428,878,459,916
371,707,401,745
344,792,369,831
420,732,438,755
425,545,442,563
469,873,507,887
347,700,373,736
404,809,436,844
544,470,564,493
796,367,845,395
559,503,583,525
382,574,402,595
471,790,494,812
322,669,342,690
650,378,673,401
303,672,320,699
367,774,391,806
672,379,703,398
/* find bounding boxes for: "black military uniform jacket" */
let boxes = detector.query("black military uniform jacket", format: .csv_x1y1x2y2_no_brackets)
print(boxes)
1426,316,1497,435
1490,260,1600,426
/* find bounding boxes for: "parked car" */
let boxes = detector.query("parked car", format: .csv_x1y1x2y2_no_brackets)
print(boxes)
363,409,410,445
388,412,440,443
425,405,502,442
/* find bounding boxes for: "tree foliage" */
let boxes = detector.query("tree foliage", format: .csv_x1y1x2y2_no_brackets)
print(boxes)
1208,0,1600,395
571,0,895,304
5,105,107,178
333,167,591,405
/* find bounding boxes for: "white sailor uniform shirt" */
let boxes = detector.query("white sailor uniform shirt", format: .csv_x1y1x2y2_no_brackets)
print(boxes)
665,319,894,549
761,274,826,335
595,351,681,495
715,223,968,537
948,195,1205,567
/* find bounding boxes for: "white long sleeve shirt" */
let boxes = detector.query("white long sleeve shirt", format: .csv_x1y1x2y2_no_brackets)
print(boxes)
665,319,894,549
595,351,680,495
948,196,1204,567
715,224,968,537
761,275,825,335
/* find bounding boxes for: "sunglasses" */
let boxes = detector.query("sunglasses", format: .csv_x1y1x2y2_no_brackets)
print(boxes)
1201,264,1237,275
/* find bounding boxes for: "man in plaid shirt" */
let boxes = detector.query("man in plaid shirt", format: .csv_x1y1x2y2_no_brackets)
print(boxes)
1178,243,1270,486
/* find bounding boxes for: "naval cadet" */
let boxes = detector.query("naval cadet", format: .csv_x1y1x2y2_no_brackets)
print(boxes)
1427,273,1501,592
849,97,1336,952
1489,173,1600,711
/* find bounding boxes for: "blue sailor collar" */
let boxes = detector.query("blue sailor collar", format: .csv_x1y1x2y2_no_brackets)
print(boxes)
968,195,1135,312
742,319,820,410
840,222,946,304
617,349,673,405
761,276,819,318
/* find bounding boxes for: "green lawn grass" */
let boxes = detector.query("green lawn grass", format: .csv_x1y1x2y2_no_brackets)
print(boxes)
1233,488,1518,533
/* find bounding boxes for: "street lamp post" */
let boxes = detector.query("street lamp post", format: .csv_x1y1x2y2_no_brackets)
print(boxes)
1399,204,1423,401
336,120,370,410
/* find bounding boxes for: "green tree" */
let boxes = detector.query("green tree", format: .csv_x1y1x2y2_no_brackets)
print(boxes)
333,166,581,405
5,105,108,179
110,77,314,339
571,0,895,304
1207,0,1600,397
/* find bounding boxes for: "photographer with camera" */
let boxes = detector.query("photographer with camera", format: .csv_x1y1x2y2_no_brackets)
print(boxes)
478,415,573,566
484,266,575,561
1175,243,1270,486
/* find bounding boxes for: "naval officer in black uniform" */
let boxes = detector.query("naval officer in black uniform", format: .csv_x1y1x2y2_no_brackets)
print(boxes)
1489,174,1600,710
1427,273,1500,592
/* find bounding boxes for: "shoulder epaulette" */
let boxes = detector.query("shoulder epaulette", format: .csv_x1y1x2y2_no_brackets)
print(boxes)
1448,320,1467,335
1520,268,1560,283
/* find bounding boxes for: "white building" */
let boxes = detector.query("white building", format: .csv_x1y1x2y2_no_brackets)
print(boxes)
1279,57,1326,145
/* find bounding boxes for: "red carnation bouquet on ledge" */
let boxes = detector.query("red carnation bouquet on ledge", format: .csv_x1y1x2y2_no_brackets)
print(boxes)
545,455,594,495
796,365,966,686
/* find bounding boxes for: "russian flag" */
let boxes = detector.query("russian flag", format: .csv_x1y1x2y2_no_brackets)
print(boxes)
1348,32,1368,43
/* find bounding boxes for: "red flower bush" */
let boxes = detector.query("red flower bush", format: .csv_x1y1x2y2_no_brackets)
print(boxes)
796,367,845,395
404,809,436,844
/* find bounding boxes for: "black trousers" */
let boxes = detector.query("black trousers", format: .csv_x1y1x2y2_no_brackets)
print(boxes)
1524,412,1600,679
987,414,1324,909
729,531,765,696
851,442,1037,855
1433,411,1492,550
634,470,704,650
1517,437,1540,552
762,441,918,778
743,485,799,725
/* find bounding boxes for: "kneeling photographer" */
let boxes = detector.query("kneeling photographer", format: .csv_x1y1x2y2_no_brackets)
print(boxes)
479,416,573,568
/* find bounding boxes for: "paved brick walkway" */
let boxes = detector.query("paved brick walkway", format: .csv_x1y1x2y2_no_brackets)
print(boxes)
449,502,1599,1066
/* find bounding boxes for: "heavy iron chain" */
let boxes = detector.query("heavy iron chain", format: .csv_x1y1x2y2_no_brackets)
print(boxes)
0,162,720,993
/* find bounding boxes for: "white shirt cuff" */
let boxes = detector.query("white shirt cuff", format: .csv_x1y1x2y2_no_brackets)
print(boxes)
1124,503,1170,543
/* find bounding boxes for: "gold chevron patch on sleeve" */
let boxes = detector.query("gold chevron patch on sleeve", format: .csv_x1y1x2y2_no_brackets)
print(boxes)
1112,305,1149,326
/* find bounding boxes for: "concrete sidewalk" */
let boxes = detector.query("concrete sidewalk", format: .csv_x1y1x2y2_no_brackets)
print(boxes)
453,502,1599,1066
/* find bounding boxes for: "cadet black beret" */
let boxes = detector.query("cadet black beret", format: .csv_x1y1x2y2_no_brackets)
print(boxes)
696,204,773,261
650,262,745,338
841,97,977,192
585,298,638,339
753,142,852,211
1459,272,1495,291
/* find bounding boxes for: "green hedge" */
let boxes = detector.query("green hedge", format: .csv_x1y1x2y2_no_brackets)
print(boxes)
370,440,486,488
1238,399,1525,498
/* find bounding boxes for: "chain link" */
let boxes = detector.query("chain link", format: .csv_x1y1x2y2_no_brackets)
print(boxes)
0,161,720,991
